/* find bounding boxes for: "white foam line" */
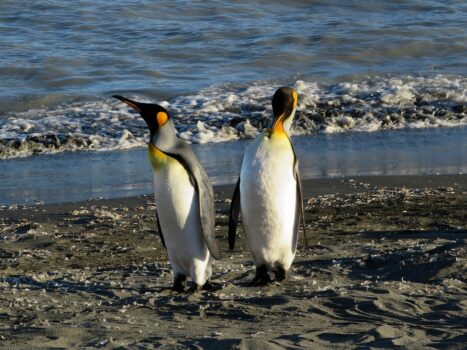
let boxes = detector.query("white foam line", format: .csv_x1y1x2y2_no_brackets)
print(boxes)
0,74,465,159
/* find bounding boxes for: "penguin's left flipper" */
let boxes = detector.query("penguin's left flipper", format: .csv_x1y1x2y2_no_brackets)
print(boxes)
293,148,308,248
155,209,166,249
158,140,220,260
178,154,220,260
228,178,241,250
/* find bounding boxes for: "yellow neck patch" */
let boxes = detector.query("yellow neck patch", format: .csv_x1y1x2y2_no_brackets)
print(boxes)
264,128,289,145
157,111,168,127
147,143,170,170
273,117,286,134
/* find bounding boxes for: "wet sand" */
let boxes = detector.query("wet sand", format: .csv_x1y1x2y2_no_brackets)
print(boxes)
0,175,466,349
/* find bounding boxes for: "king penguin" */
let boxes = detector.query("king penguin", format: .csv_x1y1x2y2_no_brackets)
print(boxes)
113,95,219,292
228,87,307,285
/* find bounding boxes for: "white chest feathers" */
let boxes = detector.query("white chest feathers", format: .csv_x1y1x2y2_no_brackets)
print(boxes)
239,131,297,270
147,144,211,286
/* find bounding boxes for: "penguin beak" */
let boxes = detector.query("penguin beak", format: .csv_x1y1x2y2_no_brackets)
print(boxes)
113,95,143,114
113,95,161,135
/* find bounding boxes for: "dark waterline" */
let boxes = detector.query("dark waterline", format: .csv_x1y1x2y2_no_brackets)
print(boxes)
1,127,465,205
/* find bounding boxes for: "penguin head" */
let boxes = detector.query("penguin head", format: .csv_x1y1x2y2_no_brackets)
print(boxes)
113,95,170,136
271,86,298,134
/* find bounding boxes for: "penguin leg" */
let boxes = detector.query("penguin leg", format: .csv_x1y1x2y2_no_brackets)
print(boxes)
202,258,213,290
187,280,213,293
172,274,186,293
273,263,287,282
188,282,202,293
189,258,211,293
249,264,271,286
202,280,213,291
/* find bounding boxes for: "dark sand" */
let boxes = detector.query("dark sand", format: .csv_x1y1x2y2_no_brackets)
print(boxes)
0,175,466,349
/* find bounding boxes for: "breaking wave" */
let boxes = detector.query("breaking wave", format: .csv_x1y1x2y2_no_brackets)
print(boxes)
0,75,465,159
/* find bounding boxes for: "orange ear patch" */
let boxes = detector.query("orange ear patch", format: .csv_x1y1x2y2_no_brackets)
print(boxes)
157,111,168,126
292,90,298,108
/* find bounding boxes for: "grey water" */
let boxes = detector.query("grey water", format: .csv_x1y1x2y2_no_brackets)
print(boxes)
1,127,465,205
1,0,466,113
1,0,466,204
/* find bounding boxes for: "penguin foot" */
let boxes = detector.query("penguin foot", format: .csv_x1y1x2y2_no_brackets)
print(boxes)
249,265,271,286
202,280,213,291
273,264,287,282
188,283,202,294
172,275,186,293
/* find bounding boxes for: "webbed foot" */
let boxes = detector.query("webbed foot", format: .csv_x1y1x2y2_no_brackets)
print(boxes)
249,265,271,286
172,275,186,293
273,264,287,282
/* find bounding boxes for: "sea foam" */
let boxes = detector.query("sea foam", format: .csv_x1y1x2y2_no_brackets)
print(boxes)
0,75,465,159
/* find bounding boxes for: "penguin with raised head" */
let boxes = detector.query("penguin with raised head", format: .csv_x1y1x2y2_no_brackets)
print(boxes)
228,87,307,285
114,95,219,292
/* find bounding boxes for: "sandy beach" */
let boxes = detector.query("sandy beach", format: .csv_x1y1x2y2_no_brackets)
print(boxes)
0,174,465,349
1,1,466,349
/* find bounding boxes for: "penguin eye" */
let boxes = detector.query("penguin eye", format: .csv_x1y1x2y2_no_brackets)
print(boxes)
156,111,169,126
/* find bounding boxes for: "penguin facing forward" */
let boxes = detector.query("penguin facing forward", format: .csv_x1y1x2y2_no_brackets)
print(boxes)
229,87,307,285
114,95,219,292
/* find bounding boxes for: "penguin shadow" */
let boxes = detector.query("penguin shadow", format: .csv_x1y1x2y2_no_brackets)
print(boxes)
221,266,291,290
180,338,240,350
0,274,118,299
156,280,225,296
0,262,173,311
349,230,464,284
292,229,464,284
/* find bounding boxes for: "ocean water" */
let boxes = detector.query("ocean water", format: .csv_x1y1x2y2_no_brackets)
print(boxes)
0,1,466,202
2,127,466,205
1,0,466,158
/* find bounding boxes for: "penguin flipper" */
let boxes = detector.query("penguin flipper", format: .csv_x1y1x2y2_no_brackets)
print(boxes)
228,178,241,250
155,209,166,249
292,149,308,249
190,162,221,260
152,124,220,260
175,153,220,260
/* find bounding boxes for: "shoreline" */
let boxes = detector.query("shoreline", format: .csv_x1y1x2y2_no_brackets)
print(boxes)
1,126,466,206
2,173,465,212
0,173,466,348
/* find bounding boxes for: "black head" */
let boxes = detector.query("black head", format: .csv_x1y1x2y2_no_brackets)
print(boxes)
113,95,169,136
271,87,298,133
272,86,297,118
